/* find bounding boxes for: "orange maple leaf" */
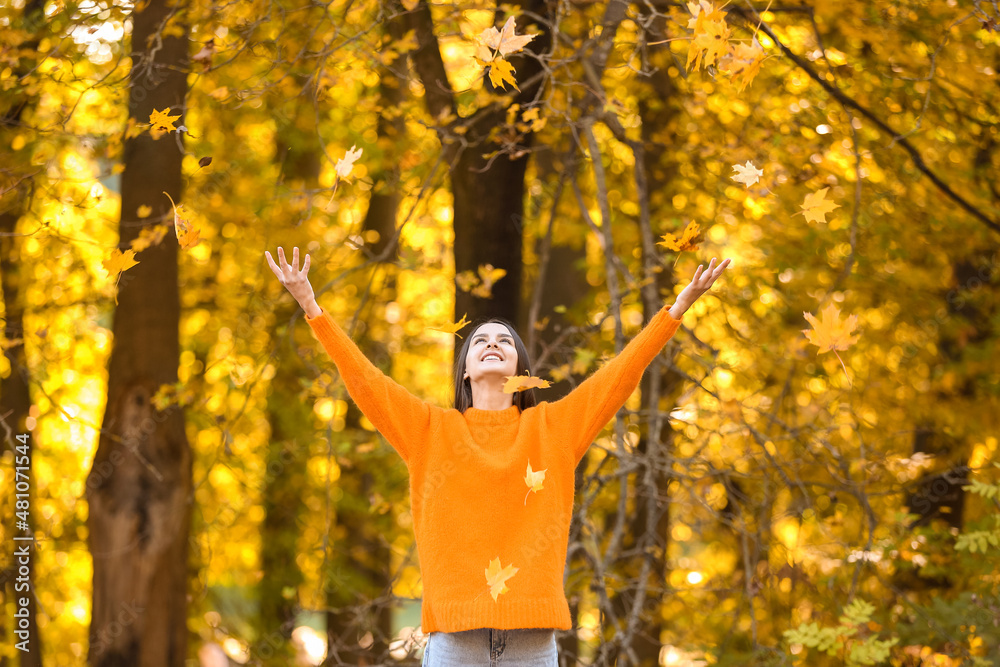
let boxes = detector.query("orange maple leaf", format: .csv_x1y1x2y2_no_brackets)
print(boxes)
430,313,471,338
524,461,547,505
503,373,552,393
796,187,840,223
658,221,702,253
163,192,200,249
149,108,181,133
475,56,519,91
485,557,518,601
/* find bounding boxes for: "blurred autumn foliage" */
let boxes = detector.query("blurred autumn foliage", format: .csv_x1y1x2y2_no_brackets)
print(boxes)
1,0,999,666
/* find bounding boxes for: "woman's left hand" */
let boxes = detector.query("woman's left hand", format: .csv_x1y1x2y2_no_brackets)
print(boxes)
670,257,732,319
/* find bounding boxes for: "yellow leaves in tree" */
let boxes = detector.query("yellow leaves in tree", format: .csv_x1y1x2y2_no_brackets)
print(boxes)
658,221,703,253
687,2,731,72
797,187,840,223
803,303,860,384
148,108,181,136
485,557,518,601
474,17,537,91
524,461,546,505
731,160,763,187
163,191,200,249
503,373,552,393
130,225,169,252
430,313,471,337
686,2,767,91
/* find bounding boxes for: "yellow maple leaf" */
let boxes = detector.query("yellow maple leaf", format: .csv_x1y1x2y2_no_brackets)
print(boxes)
803,303,860,353
149,108,181,133
485,557,518,601
430,313,471,338
103,248,139,305
472,264,507,298
727,38,766,92
103,247,140,280
477,16,536,56
163,191,200,249
731,160,762,187
796,187,840,223
475,56,519,91
130,224,169,252
503,373,552,394
523,461,547,505
658,221,702,253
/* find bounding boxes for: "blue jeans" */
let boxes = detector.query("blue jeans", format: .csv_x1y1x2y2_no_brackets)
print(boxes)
422,628,558,666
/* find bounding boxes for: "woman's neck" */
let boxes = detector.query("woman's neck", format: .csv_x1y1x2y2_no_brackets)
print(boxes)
469,378,515,411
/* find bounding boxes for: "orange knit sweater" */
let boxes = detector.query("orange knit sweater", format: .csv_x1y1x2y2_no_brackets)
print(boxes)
305,306,682,633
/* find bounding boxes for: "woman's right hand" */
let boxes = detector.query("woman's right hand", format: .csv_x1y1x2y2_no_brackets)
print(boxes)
265,246,320,317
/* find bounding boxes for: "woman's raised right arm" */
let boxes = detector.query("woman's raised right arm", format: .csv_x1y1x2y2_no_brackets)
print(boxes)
265,246,435,463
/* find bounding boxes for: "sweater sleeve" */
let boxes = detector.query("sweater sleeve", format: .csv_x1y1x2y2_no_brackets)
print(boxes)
305,307,435,463
544,306,683,463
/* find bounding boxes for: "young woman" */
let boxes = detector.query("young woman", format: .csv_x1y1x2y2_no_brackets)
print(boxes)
265,246,731,666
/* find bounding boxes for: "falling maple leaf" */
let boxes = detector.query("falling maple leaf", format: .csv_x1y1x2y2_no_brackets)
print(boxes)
803,303,860,385
163,191,200,249
503,373,552,393
475,56,519,91
430,313,471,338
149,108,181,133
335,145,363,180
523,462,547,505
727,38,766,92
658,221,702,253
472,264,507,298
130,224,169,252
477,16,536,56
103,248,139,304
485,557,518,601
803,303,860,353
731,160,763,187
796,187,840,223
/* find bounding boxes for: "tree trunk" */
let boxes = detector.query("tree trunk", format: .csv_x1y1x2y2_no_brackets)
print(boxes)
325,15,407,658
85,1,191,665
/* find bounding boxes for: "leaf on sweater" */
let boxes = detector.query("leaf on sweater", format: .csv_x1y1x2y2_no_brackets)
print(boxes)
524,462,547,505
796,187,840,223
163,191,200,249
485,557,518,601
503,373,551,393
657,221,702,253
731,160,763,187
803,303,860,353
430,313,471,337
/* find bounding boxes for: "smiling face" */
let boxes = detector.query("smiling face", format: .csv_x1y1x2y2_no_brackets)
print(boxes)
464,322,519,382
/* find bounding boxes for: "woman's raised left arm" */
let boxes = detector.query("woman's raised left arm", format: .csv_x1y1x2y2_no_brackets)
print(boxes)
544,257,732,462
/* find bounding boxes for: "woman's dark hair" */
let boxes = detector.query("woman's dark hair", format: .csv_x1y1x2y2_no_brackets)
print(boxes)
454,318,538,413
